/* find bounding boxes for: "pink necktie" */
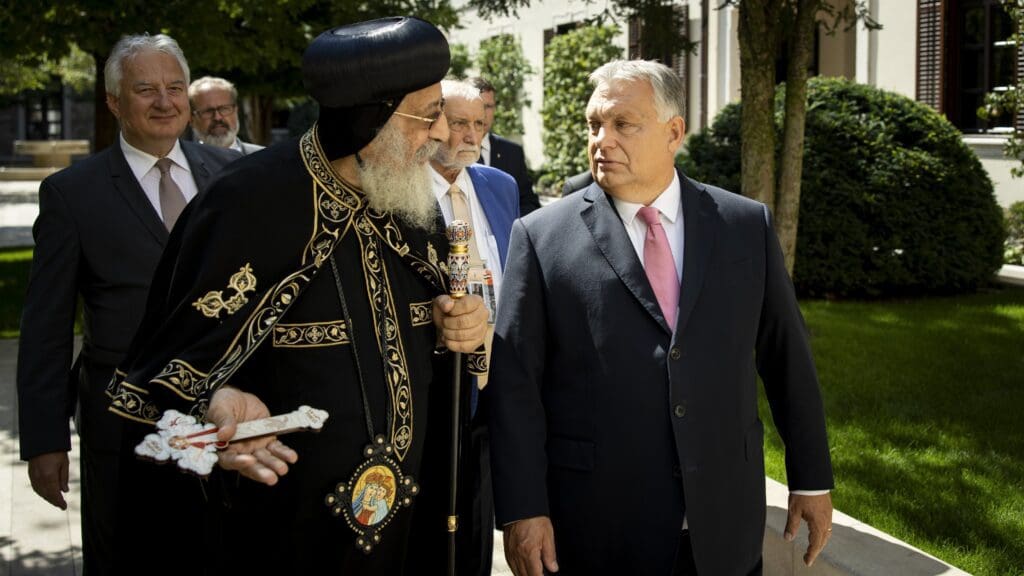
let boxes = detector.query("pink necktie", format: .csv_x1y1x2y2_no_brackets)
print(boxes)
638,206,679,330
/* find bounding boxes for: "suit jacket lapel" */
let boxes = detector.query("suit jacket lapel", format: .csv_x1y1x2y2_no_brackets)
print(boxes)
468,167,512,268
181,141,214,192
675,173,717,338
109,139,168,245
581,184,670,333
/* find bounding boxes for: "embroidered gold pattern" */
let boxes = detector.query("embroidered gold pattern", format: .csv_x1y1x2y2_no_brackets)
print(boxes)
409,302,433,327
273,320,350,348
466,351,488,375
193,264,258,319
110,125,452,443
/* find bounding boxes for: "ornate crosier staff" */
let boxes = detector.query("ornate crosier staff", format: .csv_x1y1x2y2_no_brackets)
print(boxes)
446,219,472,576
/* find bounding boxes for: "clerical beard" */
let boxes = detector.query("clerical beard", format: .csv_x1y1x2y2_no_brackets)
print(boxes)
360,122,440,230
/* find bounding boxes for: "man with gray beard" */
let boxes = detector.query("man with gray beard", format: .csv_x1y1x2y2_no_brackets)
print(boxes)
108,18,489,575
429,79,519,576
188,76,264,154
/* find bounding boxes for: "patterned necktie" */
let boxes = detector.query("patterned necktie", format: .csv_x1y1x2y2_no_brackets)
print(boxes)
448,183,483,265
155,157,186,232
448,182,492,391
638,206,679,330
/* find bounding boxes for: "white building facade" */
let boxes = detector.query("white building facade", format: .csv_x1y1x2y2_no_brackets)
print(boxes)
447,0,1023,206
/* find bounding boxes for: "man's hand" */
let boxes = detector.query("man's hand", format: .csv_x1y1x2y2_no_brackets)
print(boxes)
28,451,70,510
433,294,488,353
207,386,297,486
785,492,833,567
504,516,559,576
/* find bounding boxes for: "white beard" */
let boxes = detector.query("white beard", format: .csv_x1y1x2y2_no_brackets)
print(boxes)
359,122,440,230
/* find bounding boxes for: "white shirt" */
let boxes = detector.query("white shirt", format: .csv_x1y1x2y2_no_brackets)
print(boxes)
431,167,504,300
611,171,685,283
479,133,492,166
119,134,198,221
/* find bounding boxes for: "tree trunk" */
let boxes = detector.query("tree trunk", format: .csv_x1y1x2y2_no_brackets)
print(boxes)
92,54,117,152
243,94,274,145
737,0,781,208
775,0,817,274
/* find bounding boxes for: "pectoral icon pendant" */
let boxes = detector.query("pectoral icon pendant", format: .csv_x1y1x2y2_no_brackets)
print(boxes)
324,435,419,554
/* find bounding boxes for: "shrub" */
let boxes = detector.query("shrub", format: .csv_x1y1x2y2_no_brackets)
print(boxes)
1006,201,1024,265
476,34,532,137
540,25,622,190
680,77,1006,298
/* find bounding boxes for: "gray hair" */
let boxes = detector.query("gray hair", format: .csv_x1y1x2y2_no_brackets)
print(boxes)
104,34,190,97
589,60,685,122
441,80,483,103
188,76,238,104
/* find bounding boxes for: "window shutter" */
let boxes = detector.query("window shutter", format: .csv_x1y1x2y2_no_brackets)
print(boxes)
1017,41,1023,133
916,0,944,112
629,16,642,59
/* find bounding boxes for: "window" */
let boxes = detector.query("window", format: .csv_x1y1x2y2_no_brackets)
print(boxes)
917,0,1020,133
627,3,691,81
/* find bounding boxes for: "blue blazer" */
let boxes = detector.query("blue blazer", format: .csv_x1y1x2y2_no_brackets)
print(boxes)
466,164,519,269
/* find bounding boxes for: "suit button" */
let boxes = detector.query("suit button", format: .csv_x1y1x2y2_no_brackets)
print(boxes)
669,347,682,361
674,403,686,418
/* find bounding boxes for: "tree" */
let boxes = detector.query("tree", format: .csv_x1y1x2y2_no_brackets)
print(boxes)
475,34,533,136
448,43,472,79
979,0,1023,177
731,0,878,273
0,1,459,149
541,26,623,188
467,0,878,274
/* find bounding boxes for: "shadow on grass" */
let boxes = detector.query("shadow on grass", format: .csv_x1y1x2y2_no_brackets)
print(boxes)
763,286,1024,576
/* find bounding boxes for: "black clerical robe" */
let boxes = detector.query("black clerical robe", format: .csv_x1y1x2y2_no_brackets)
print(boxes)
108,126,478,574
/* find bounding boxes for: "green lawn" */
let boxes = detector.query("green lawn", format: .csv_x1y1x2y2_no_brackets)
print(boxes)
0,247,32,338
761,286,1024,576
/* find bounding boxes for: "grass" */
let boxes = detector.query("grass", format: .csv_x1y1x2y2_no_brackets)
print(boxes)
2,245,1021,572
0,247,32,338
760,286,1024,576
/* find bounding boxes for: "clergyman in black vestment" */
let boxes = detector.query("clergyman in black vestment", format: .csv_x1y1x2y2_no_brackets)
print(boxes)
106,17,489,575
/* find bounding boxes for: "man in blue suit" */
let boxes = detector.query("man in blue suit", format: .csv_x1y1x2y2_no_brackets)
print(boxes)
490,60,833,575
430,79,519,576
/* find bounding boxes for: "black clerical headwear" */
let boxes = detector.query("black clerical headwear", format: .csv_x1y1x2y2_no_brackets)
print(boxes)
303,17,450,160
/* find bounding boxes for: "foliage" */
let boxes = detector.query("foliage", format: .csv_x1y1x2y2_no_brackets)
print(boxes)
447,43,472,80
0,0,460,146
475,34,532,136
1005,201,1024,265
540,25,622,190
681,77,1005,297
979,0,1023,177
0,44,94,98
762,288,1024,576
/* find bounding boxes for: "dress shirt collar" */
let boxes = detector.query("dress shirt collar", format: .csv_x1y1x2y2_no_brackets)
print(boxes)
120,134,190,182
431,166,472,202
611,171,682,226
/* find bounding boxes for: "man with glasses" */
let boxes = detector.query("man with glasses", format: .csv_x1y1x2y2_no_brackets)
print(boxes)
429,79,519,576
189,76,264,155
108,17,489,574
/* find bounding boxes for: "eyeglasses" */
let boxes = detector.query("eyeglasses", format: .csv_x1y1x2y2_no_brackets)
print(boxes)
393,102,445,126
448,118,487,134
192,104,237,119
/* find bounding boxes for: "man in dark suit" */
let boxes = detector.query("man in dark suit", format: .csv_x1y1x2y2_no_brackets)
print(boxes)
429,79,519,576
17,33,238,574
469,76,541,216
189,76,264,155
489,60,833,576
